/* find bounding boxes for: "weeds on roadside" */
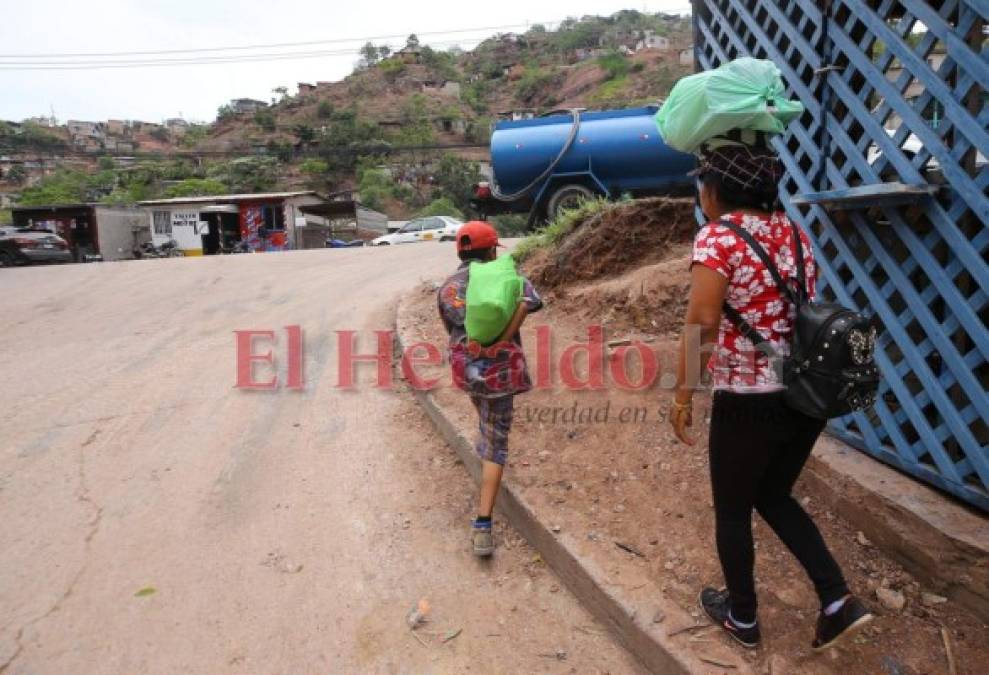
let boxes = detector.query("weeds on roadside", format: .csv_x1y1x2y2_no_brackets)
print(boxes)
513,197,612,262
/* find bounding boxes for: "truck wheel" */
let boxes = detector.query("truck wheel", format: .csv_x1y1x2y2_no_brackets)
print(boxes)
546,184,596,221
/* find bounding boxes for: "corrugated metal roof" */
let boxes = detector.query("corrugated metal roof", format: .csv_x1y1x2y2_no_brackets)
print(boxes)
137,191,321,206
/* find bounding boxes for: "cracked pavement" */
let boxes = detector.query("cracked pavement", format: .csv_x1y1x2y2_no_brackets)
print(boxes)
0,248,641,674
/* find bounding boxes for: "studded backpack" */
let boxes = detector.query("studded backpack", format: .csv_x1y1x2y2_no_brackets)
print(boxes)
719,218,881,420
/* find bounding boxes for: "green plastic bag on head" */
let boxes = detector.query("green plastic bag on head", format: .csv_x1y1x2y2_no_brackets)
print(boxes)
655,57,804,154
466,254,524,346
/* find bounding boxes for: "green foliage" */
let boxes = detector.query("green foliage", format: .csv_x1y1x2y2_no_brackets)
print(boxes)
396,94,436,146
461,81,491,113
597,50,630,80
431,154,482,214
97,156,116,171
357,166,396,212
0,209,12,225
554,20,604,51
590,75,631,107
491,214,529,237
379,58,406,80
466,117,493,144
515,67,559,104
180,124,210,147
266,140,294,162
299,158,329,175
317,107,389,173
217,104,236,121
5,164,27,184
207,157,279,192
16,169,94,206
316,100,335,119
420,45,459,81
414,196,464,220
162,178,228,198
0,121,66,152
293,124,315,143
254,109,277,132
149,126,170,143
360,41,381,66
513,197,610,262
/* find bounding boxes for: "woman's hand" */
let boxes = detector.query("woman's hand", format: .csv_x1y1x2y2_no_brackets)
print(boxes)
670,390,696,446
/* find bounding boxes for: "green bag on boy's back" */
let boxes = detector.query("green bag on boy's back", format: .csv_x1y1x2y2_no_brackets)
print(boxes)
466,254,524,346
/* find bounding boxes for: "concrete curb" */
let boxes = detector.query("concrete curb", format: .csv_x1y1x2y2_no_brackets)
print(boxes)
803,437,989,623
396,298,747,675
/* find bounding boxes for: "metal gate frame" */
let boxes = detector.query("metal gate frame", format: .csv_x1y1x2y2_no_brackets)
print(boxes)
692,0,988,511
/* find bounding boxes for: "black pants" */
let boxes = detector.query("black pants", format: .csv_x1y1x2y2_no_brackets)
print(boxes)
709,390,849,623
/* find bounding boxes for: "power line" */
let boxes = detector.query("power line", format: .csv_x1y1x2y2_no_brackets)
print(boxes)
0,21,562,60
0,37,493,71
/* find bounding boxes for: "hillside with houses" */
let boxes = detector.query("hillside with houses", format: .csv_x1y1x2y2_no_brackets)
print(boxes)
0,11,694,224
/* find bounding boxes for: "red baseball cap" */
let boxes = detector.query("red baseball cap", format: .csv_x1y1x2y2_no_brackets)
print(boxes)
456,220,502,252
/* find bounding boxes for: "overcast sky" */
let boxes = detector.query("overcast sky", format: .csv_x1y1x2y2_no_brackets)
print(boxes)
0,0,691,124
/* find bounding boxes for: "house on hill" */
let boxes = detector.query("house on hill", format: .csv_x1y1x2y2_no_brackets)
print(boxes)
230,98,268,114
637,31,671,51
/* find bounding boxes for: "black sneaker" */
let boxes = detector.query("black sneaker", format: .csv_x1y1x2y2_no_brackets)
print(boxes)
812,596,873,651
698,587,760,648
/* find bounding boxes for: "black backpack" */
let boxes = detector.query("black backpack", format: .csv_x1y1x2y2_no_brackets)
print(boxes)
719,218,881,420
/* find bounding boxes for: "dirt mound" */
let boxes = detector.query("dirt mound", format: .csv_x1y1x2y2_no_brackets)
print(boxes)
523,197,696,289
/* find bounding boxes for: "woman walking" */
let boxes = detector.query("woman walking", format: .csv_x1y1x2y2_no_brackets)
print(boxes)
670,139,873,650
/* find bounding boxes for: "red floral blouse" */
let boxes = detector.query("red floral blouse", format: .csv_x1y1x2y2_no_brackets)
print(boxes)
691,211,817,392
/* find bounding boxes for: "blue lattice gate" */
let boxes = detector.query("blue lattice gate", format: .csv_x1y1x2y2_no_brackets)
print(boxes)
692,0,989,511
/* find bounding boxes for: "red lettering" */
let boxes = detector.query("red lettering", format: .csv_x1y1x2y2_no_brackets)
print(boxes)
610,342,659,391
285,325,304,390
559,325,606,390
234,330,278,390
401,342,442,390
534,324,552,389
336,330,394,389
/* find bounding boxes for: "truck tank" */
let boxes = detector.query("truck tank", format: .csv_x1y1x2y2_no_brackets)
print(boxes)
490,106,696,199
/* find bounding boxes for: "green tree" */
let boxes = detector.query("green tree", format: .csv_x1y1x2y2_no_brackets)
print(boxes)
6,164,28,185
98,156,116,171
357,166,396,212
16,169,92,205
299,159,329,175
254,109,277,132
431,155,482,214
149,126,170,143
316,100,335,119
0,209,11,225
162,178,228,198
378,45,392,59
272,86,289,102
406,34,420,49
293,124,315,144
379,58,406,81
597,50,630,80
414,196,464,220
216,104,236,121
360,41,381,66
207,157,279,192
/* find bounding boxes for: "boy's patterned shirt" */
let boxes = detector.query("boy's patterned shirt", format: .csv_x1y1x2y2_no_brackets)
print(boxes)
437,261,543,398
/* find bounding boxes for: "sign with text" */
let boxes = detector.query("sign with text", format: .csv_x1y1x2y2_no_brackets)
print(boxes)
170,211,199,229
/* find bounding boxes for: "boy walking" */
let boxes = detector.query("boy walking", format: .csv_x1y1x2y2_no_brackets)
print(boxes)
437,221,543,556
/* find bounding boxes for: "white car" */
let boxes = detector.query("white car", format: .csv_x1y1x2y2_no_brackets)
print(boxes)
371,216,463,245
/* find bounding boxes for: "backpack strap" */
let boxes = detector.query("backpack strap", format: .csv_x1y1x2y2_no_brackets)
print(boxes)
717,218,799,305
716,217,801,354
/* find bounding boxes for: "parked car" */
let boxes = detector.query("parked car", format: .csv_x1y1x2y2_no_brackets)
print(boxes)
0,228,73,266
371,216,463,246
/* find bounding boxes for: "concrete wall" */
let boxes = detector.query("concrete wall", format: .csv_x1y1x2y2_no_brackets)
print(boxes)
95,206,146,261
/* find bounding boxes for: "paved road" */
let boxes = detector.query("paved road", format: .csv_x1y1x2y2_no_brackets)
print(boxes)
0,246,640,674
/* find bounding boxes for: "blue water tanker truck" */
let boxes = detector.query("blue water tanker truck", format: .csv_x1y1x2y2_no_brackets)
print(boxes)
470,105,696,225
